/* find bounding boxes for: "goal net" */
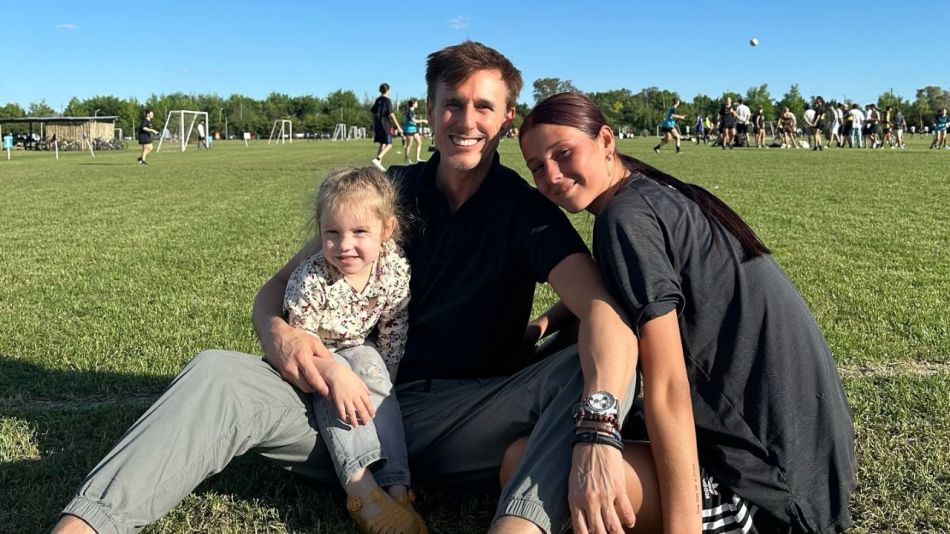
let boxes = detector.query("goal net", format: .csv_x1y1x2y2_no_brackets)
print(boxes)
156,110,209,152
268,120,293,144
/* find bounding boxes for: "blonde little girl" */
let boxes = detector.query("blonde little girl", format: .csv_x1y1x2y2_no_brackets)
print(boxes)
283,166,426,534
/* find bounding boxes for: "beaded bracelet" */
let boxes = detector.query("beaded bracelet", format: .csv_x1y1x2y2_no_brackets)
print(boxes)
574,420,621,437
570,431,624,451
572,411,621,431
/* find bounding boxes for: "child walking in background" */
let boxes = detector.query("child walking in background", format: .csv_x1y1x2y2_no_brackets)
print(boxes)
402,99,428,163
283,167,426,534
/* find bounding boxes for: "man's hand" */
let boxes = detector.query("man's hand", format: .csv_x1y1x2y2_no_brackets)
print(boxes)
320,361,375,426
523,317,547,347
569,444,636,534
262,321,332,396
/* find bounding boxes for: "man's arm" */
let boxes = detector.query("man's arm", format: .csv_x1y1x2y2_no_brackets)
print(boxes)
388,111,402,134
252,239,332,395
548,253,638,533
548,253,636,400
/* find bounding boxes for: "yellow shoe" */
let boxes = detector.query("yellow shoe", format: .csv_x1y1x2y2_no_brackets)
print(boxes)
395,489,429,534
347,486,420,534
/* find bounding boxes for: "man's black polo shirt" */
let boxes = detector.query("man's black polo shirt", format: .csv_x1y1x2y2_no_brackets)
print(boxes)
388,153,588,384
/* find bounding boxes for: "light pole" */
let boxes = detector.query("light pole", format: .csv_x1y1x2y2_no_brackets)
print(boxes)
92,109,100,143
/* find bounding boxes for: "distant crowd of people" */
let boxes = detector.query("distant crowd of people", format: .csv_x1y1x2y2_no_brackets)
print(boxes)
663,97,950,152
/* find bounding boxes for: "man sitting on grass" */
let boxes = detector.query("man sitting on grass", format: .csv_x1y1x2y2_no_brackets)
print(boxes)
53,41,639,534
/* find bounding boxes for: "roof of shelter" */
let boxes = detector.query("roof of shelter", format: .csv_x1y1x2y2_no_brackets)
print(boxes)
0,116,120,124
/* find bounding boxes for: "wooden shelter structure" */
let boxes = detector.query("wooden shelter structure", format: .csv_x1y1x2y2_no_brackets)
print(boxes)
0,115,119,147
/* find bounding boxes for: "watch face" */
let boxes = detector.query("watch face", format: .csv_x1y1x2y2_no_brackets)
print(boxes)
588,391,616,412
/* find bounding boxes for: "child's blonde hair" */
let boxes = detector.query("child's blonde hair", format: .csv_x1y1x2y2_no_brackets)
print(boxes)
314,166,402,244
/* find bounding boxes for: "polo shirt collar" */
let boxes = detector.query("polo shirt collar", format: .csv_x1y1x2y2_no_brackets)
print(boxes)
417,152,504,204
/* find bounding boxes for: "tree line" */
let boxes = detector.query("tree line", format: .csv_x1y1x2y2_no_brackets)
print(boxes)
2,80,948,138
530,79,950,135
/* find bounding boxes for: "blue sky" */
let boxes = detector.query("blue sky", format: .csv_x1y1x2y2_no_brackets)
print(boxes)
1,1,947,111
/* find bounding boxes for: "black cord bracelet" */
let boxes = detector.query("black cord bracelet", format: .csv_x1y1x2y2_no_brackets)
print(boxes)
570,431,624,451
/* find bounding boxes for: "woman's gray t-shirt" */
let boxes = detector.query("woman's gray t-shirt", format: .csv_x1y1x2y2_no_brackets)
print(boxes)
594,175,855,533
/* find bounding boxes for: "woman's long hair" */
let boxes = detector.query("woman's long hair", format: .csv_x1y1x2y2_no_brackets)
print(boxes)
519,92,769,258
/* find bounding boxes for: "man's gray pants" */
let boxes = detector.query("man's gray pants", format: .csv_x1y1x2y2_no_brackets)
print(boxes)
62,345,634,534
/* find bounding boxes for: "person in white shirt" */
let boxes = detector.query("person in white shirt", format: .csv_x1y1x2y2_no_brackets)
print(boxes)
830,104,843,148
849,104,865,148
734,99,752,147
196,121,209,150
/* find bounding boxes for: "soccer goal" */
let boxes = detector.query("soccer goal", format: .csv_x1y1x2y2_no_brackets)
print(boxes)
268,120,293,144
332,123,346,141
156,110,209,152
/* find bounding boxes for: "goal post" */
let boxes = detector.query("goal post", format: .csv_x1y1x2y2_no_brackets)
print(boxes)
156,110,209,152
332,123,346,141
268,120,293,144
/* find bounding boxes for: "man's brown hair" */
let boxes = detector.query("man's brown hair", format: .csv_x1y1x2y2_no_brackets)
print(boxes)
426,41,523,110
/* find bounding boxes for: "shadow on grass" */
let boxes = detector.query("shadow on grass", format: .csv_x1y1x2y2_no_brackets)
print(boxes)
0,358,498,533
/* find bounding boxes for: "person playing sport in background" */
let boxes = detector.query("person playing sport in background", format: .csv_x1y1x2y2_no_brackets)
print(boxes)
780,107,798,149
694,113,705,144
654,99,686,153
931,108,949,149
830,102,844,148
196,120,209,150
811,97,826,151
137,109,159,165
734,98,751,147
283,166,425,534
753,107,766,148
849,104,865,148
893,108,907,149
718,96,736,149
865,104,881,149
882,106,895,148
371,83,402,171
803,105,817,150
401,99,428,164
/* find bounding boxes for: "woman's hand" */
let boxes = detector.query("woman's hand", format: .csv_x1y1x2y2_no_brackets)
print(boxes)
569,443,636,534
320,360,375,426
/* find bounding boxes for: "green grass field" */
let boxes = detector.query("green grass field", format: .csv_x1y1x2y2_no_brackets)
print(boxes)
1,137,948,533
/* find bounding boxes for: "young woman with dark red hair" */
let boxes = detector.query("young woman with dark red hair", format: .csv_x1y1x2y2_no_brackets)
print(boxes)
511,92,856,534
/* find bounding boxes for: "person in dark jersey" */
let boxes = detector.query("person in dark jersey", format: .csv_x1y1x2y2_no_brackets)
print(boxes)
371,83,402,171
753,107,766,148
718,96,737,149
137,109,160,165
653,99,686,154
811,97,826,151
516,92,856,534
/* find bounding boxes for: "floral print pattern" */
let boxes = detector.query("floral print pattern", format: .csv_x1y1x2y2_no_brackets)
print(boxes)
283,240,410,365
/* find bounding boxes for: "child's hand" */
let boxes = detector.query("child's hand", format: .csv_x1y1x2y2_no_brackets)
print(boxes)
322,362,376,426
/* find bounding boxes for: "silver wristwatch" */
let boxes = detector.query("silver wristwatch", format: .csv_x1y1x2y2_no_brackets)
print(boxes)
577,390,619,417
